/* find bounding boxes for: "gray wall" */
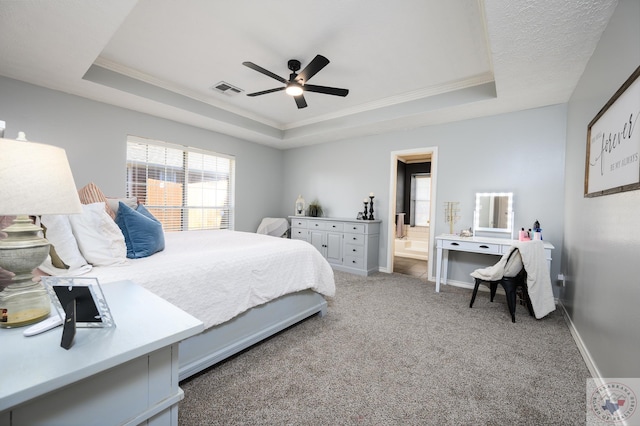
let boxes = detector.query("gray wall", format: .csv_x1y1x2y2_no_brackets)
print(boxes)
1,66,567,295
562,0,640,378
0,76,284,232
282,104,567,293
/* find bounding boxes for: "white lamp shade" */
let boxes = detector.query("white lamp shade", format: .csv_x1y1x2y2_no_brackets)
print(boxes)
0,138,82,216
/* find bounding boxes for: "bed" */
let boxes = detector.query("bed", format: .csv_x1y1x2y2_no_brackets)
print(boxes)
37,197,335,381
87,230,335,380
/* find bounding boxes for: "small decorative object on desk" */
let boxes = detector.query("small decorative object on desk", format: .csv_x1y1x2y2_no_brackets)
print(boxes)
368,192,375,220
295,195,306,216
533,220,543,240
363,199,368,219
519,227,530,241
444,201,460,234
460,227,473,237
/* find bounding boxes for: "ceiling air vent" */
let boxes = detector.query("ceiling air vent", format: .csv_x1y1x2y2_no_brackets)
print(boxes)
211,81,243,96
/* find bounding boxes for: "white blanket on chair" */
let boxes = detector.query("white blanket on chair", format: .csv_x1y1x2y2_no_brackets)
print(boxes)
470,240,555,319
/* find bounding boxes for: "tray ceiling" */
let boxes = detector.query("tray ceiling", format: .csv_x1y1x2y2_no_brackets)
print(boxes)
0,0,618,148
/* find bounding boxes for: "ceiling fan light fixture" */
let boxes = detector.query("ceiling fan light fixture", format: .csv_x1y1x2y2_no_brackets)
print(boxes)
243,55,348,108
285,83,303,97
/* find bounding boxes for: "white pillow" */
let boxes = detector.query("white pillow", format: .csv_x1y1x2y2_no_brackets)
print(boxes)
68,202,127,266
40,214,90,271
106,197,138,217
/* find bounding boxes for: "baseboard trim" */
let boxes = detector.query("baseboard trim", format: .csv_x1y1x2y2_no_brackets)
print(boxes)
558,300,601,379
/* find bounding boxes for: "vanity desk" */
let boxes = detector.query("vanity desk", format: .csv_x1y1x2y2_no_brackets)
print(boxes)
434,234,554,292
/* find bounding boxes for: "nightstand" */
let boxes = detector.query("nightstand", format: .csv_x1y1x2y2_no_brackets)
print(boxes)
0,280,204,425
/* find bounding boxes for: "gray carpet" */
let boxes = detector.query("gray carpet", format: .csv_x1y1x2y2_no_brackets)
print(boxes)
179,271,590,425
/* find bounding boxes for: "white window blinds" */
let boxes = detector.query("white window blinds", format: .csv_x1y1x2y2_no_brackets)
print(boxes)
126,136,235,231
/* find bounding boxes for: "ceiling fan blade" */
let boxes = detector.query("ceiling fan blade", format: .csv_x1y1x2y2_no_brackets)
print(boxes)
246,87,285,97
303,84,349,97
296,55,330,83
242,62,287,84
294,94,307,109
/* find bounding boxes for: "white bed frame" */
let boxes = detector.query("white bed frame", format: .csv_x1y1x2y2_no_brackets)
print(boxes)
178,289,327,381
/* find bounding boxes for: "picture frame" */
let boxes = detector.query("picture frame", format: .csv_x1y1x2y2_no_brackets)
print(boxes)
584,65,640,197
42,276,115,328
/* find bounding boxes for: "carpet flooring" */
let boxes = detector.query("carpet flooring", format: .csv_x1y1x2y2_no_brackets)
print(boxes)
178,270,590,425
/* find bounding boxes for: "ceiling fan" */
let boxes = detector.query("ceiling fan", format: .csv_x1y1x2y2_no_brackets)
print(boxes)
242,54,349,109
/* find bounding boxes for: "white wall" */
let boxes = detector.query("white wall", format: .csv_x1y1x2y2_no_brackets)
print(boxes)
282,104,568,292
562,0,640,378
0,77,284,232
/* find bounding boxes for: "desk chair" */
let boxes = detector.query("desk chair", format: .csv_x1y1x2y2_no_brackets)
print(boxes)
470,248,535,322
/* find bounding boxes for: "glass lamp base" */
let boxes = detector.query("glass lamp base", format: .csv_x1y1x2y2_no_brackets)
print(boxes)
0,281,51,328
0,216,52,328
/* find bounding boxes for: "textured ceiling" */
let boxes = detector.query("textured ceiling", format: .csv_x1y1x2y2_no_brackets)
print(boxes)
0,0,618,149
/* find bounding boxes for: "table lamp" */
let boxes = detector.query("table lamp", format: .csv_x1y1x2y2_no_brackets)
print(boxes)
0,135,82,328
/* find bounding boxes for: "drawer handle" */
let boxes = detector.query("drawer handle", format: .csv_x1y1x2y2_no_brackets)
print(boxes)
353,237,357,240
352,227,357,230
450,242,459,246
352,249,357,252
332,225,337,228
479,245,490,249
352,260,357,264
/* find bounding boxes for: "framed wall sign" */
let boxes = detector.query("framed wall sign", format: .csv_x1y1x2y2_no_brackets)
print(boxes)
585,65,640,197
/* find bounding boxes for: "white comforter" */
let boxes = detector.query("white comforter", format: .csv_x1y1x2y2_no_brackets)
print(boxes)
86,230,335,329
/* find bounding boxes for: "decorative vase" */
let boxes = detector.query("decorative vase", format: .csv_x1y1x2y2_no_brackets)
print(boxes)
308,200,323,217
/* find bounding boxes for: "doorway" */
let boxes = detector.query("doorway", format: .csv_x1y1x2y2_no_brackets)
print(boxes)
387,147,438,281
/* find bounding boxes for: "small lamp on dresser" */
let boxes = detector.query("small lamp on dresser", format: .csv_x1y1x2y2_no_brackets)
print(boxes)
0,135,82,328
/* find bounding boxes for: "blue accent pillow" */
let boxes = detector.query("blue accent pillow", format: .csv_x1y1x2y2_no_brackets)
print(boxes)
135,203,161,223
115,202,165,259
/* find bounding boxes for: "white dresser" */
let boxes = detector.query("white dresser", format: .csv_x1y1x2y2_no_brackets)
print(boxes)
435,234,554,293
290,216,381,276
0,280,203,426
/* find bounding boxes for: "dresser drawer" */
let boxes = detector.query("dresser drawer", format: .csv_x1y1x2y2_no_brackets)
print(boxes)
290,229,308,240
344,244,364,259
290,218,308,228
441,240,500,254
344,223,365,234
343,255,364,269
345,233,365,245
308,220,327,230
325,222,344,232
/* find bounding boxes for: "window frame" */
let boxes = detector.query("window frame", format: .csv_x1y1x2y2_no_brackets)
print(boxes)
410,173,431,227
125,135,235,232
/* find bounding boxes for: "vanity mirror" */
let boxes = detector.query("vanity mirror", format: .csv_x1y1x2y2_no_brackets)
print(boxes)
473,192,514,237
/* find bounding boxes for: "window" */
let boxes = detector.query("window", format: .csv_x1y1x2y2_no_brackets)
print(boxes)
411,174,431,227
126,136,235,232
